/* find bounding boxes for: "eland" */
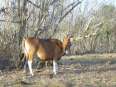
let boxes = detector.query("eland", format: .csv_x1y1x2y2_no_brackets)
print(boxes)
22,34,72,76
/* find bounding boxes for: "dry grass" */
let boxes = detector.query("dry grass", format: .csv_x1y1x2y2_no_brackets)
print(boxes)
0,53,116,87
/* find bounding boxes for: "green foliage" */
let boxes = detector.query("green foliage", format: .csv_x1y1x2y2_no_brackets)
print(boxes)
101,5,115,18
72,4,116,54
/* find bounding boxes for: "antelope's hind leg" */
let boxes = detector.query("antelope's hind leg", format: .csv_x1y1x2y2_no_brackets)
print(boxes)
23,53,28,73
27,53,34,76
23,59,28,73
28,60,33,76
53,60,58,75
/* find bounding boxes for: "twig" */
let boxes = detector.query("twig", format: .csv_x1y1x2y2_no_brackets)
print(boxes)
0,19,20,23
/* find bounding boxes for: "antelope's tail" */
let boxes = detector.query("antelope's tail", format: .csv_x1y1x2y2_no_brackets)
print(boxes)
18,38,26,69
22,38,26,53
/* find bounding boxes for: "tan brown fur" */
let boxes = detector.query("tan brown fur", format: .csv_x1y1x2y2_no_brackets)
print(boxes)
22,35,72,75
23,36,71,61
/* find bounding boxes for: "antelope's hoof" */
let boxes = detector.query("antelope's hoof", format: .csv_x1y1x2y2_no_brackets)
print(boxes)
30,73,34,77
23,70,27,74
53,72,58,75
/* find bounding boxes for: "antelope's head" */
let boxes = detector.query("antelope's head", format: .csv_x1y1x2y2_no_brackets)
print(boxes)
63,34,73,54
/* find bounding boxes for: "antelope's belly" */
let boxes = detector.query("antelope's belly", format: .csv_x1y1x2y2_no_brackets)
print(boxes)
37,51,53,61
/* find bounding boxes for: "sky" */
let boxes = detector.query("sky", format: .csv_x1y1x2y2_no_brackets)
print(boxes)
0,0,115,9
0,0,115,18
82,0,116,12
0,0,116,7
64,0,116,19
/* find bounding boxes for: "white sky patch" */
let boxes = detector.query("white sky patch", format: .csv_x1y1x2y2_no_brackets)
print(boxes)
0,0,115,8
0,0,5,7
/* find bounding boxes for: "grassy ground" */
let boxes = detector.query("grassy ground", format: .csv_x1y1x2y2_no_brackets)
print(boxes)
0,53,116,87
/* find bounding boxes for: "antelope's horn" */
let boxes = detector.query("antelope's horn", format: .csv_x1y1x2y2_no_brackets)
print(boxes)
67,32,73,38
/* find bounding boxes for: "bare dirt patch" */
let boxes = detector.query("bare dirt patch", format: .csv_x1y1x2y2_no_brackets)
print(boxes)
0,53,116,87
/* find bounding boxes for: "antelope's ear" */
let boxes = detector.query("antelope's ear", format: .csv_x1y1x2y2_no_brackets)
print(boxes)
69,35,73,38
68,34,73,39
22,37,26,41
67,32,73,38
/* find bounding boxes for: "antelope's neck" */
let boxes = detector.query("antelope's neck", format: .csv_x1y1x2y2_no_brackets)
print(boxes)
63,43,67,51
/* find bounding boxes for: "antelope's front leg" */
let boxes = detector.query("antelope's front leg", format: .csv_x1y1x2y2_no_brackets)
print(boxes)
53,60,58,75
28,60,34,76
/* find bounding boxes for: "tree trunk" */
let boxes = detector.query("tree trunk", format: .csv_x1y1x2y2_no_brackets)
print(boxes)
17,0,27,68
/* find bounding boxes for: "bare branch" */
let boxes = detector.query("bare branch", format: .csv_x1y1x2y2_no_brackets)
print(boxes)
0,19,20,23
63,0,77,11
51,1,82,37
59,1,82,23
27,0,41,9
50,0,59,5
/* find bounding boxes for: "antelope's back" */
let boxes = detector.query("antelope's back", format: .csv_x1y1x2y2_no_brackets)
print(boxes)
25,37,39,48
37,39,64,61
23,37,39,58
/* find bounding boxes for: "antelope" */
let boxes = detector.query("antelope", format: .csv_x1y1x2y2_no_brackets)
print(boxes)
22,35,72,76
